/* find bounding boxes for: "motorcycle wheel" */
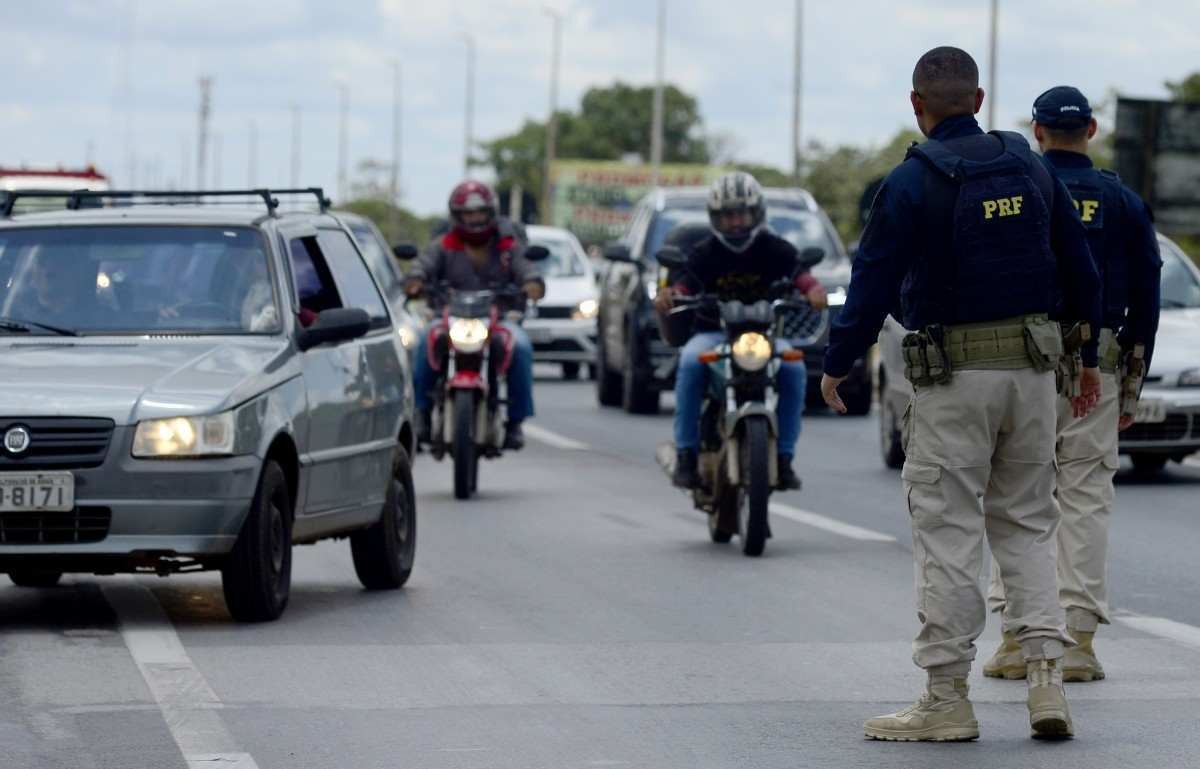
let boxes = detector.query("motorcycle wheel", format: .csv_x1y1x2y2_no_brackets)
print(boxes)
738,416,771,557
453,389,476,500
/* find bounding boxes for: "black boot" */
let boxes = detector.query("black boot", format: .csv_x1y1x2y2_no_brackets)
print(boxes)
673,448,700,489
415,408,432,445
777,453,802,491
503,421,525,451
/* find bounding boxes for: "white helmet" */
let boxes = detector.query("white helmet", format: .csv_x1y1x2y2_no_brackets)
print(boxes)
707,171,766,253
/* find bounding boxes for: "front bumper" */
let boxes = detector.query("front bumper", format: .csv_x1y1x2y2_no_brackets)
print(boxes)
526,317,597,363
0,425,261,564
1118,386,1200,455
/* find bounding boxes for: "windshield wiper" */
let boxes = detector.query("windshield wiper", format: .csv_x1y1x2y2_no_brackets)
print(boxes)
0,316,79,336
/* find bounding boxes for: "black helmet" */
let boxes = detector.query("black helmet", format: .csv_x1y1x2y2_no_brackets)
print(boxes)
707,171,766,253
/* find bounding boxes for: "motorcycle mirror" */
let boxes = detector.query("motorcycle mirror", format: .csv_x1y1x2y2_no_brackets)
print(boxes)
393,242,419,261
524,244,550,262
799,246,825,269
655,246,688,269
603,243,634,263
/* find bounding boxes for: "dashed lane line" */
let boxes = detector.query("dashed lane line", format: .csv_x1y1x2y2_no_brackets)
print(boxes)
524,422,591,451
101,580,260,769
1114,612,1200,651
770,502,898,543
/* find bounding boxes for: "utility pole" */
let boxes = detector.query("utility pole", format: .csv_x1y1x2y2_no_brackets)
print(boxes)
390,59,402,207
462,33,476,176
180,134,190,189
248,120,258,187
650,0,666,186
290,103,301,188
337,83,349,203
987,0,998,130
542,6,563,224
212,132,222,189
791,0,804,183
196,76,212,190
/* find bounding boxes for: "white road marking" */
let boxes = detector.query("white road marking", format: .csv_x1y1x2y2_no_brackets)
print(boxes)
770,503,898,543
524,422,591,451
1115,612,1200,651
101,580,261,769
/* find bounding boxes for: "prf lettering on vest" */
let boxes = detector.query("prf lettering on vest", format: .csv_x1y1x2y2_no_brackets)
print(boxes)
982,195,1024,220
1073,198,1101,223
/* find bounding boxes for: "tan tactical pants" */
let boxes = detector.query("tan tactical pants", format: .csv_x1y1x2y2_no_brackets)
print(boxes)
902,368,1070,676
988,372,1120,633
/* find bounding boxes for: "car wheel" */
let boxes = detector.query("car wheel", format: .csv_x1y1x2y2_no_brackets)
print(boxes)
8,570,63,588
622,320,659,415
596,319,623,407
562,362,581,380
221,460,292,622
878,373,905,470
1130,453,1168,476
841,371,873,416
351,446,417,590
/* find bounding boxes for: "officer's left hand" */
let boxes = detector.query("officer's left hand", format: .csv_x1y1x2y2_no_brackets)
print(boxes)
1071,366,1102,418
805,285,828,310
821,373,847,414
523,280,545,302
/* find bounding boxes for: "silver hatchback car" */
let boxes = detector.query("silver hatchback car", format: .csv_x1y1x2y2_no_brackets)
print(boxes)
0,189,417,621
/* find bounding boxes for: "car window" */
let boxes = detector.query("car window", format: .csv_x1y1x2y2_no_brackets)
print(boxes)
1160,242,1200,309
316,229,390,323
346,221,400,293
0,225,280,334
642,204,844,268
645,207,707,260
530,238,588,278
289,237,343,315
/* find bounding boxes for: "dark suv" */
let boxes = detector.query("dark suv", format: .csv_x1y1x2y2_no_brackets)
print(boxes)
595,186,872,414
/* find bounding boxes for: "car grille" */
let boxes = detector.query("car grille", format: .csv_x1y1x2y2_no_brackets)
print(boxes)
0,418,115,469
1122,413,1192,443
534,306,575,320
534,338,587,353
0,506,112,544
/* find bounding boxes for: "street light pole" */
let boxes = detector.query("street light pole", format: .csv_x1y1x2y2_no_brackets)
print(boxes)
462,33,476,177
987,0,998,130
337,83,349,203
650,0,666,187
542,6,563,224
791,0,803,183
390,59,402,207
290,103,301,188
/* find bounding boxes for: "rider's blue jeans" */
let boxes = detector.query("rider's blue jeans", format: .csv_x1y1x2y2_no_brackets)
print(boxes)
673,331,807,456
413,321,535,424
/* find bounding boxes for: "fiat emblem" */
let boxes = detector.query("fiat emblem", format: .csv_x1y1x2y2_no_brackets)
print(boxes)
4,426,31,455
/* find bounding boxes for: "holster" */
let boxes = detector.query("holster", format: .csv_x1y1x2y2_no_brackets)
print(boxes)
1119,343,1147,419
901,325,953,388
1056,322,1091,397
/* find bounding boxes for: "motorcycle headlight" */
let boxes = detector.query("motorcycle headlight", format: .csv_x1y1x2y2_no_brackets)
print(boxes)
133,412,236,458
644,279,658,301
1179,368,1200,387
731,332,772,372
572,298,599,321
448,317,488,353
827,288,847,307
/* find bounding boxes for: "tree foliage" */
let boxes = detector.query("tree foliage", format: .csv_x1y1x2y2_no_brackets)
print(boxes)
1165,72,1200,101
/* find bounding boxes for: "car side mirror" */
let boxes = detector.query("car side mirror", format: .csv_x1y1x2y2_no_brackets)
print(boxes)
655,246,688,270
603,243,634,264
524,244,550,262
799,246,826,269
296,307,371,352
392,243,419,261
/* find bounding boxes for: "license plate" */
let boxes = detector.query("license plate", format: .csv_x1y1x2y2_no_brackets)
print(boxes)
0,472,75,512
1134,399,1167,424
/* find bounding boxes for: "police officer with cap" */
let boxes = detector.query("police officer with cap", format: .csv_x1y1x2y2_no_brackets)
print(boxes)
820,47,1102,741
983,85,1162,684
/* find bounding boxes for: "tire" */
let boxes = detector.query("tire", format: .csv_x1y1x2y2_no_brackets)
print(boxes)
739,416,771,557
1131,453,1168,475
453,389,476,500
879,374,905,470
8,570,63,588
562,362,581,380
842,380,872,416
351,446,417,590
596,323,623,407
221,460,292,622
587,363,598,380
622,320,659,415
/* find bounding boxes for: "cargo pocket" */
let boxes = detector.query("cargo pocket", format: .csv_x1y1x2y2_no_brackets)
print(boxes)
901,461,942,621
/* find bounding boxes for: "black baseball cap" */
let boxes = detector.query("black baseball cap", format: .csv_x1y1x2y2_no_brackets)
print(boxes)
1032,86,1092,129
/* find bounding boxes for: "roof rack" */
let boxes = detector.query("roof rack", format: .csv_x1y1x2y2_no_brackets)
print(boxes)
0,187,332,219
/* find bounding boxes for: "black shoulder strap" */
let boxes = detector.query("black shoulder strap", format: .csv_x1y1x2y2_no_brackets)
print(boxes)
1098,168,1121,184
990,130,1033,165
906,139,960,180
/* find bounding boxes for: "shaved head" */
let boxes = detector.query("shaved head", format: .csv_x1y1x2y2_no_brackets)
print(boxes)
912,47,980,118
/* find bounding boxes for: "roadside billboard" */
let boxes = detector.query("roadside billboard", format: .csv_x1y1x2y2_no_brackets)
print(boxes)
548,160,725,245
1114,98,1200,236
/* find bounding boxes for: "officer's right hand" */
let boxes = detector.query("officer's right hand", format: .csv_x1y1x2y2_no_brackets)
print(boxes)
1071,366,1102,418
821,373,848,414
654,286,674,314
404,278,425,298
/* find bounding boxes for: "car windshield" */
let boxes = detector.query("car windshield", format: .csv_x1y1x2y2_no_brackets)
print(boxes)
1161,241,1200,309
0,225,280,335
645,204,842,265
530,237,588,278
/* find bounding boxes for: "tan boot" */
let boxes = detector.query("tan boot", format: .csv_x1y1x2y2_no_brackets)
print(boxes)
865,676,980,742
982,631,1026,680
1063,630,1105,682
1027,658,1075,739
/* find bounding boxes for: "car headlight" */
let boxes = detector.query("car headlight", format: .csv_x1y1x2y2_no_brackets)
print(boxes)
448,317,488,353
731,332,772,372
397,323,418,350
827,288,847,307
1179,368,1200,387
572,298,599,320
644,279,658,300
133,412,236,458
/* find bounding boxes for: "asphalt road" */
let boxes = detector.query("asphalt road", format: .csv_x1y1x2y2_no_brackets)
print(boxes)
3,373,1199,769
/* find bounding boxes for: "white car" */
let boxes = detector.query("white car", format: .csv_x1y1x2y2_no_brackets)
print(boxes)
876,234,1200,474
524,225,600,380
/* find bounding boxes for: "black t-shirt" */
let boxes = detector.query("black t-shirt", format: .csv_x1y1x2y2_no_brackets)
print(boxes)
673,231,804,332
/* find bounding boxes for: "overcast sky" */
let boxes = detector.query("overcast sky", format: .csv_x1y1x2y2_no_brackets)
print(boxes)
4,0,1199,215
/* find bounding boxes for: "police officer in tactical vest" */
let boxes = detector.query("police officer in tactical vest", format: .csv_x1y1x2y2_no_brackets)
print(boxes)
821,47,1103,741
983,86,1162,684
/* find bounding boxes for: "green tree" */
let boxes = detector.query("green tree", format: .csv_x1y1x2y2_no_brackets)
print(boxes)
339,197,435,246
1165,72,1200,101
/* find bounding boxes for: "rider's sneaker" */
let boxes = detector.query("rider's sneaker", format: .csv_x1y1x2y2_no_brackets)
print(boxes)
776,454,802,490
673,449,700,489
503,421,525,451
983,631,1027,680
415,408,432,445
864,676,979,742
1028,658,1075,739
